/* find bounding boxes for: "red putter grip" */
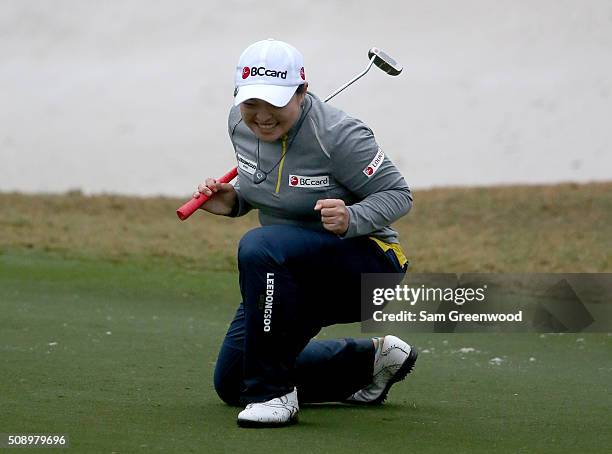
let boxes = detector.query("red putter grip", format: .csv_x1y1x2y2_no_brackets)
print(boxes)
176,167,239,221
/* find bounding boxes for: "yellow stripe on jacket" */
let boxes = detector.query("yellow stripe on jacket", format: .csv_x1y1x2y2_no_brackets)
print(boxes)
368,237,408,269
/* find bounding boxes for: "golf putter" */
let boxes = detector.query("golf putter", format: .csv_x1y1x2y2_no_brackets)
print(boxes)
324,47,403,102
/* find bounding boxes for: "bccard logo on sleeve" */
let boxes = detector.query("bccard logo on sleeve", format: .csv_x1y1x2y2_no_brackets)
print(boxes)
363,148,385,178
288,175,329,188
237,153,257,175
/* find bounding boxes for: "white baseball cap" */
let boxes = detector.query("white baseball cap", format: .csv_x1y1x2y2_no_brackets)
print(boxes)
234,38,307,107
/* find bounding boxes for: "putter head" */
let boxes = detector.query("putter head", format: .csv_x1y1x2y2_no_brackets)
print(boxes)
368,47,402,76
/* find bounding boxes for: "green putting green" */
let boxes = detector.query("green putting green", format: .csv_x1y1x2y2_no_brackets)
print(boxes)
1,251,610,453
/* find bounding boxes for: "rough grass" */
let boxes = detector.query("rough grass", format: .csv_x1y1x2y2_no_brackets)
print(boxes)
1,182,610,272
1,184,611,452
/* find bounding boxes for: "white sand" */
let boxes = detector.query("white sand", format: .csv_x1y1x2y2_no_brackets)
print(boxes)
1,0,611,196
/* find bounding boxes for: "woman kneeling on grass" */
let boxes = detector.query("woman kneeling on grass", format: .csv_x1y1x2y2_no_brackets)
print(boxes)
194,38,418,427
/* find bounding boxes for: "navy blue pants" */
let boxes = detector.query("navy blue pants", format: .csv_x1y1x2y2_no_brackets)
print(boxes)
213,225,407,405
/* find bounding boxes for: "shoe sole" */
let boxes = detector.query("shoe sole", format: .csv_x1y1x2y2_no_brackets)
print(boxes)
237,415,298,428
353,346,418,406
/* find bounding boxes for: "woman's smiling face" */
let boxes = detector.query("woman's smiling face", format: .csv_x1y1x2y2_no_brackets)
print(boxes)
239,85,307,142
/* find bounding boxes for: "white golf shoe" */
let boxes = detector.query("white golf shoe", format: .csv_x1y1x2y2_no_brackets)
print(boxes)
237,387,299,427
345,335,417,405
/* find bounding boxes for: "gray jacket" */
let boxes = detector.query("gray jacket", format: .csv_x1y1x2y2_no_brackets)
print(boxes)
228,92,412,244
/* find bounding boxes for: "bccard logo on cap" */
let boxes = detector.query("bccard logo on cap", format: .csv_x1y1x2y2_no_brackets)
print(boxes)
244,67,288,79
300,67,305,80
